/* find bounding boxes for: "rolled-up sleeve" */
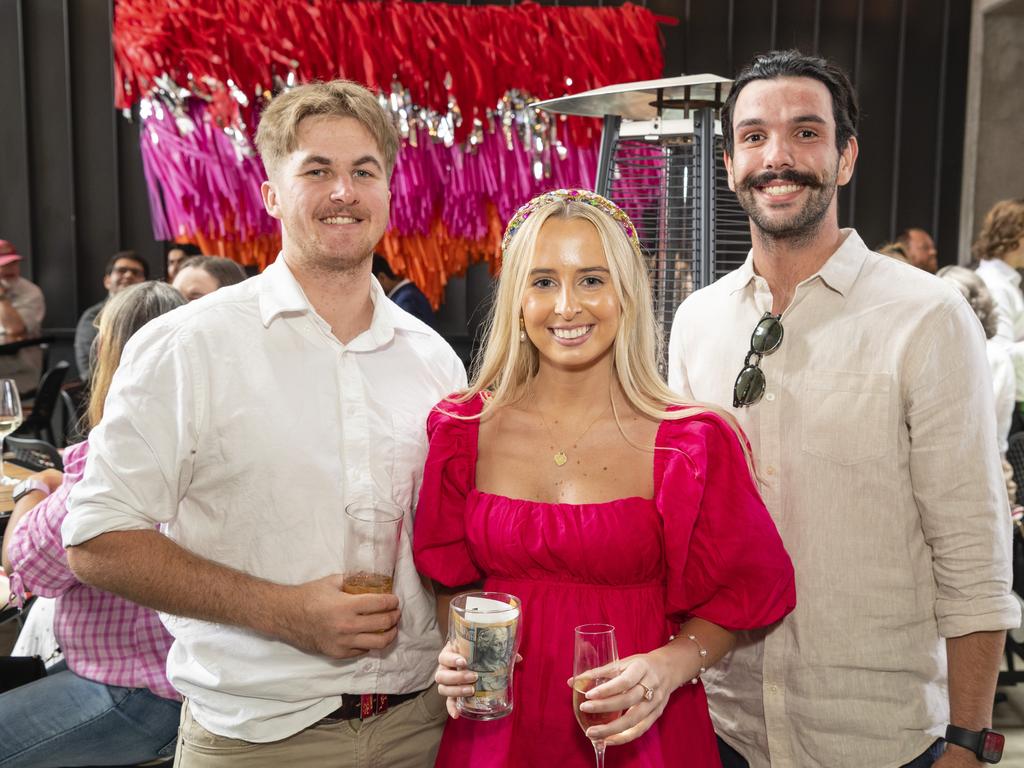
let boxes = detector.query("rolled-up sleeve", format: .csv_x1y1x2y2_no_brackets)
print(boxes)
907,297,1022,637
63,320,203,547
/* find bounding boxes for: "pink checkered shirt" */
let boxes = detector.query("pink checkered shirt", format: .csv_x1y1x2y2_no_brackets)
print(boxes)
7,440,178,701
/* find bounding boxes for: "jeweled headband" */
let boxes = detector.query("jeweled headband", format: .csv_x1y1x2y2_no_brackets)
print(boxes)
501,189,643,258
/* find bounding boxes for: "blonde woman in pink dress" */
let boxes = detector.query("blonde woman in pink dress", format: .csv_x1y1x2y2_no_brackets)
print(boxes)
414,189,796,768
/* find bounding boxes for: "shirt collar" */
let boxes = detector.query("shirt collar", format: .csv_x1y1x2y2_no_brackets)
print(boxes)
387,278,412,299
978,257,1022,288
729,228,868,298
258,255,432,346
258,257,310,327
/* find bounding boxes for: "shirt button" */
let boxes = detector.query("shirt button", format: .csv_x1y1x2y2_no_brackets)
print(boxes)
767,684,779,694
765,393,776,402
766,466,776,476
362,662,374,673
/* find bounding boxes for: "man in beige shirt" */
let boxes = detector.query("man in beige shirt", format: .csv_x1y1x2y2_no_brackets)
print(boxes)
669,51,1020,768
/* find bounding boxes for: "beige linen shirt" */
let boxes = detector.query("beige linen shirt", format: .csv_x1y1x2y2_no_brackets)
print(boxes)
668,230,1020,768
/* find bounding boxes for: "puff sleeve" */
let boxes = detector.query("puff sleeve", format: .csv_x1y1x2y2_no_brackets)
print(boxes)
413,398,484,587
658,411,795,630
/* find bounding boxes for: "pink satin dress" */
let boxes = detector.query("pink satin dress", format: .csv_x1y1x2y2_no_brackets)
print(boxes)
414,395,795,768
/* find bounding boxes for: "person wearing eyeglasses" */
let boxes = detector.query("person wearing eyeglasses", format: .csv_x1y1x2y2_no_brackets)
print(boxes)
72,251,149,381
668,51,1019,768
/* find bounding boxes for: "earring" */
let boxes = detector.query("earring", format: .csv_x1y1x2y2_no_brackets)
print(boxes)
519,317,527,343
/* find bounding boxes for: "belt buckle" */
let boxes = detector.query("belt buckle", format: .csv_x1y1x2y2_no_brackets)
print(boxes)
360,693,389,719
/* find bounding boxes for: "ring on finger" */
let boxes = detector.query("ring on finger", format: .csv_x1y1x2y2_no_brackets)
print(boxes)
638,682,655,701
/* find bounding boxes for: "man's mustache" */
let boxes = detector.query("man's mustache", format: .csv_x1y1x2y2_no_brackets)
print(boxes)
314,207,367,220
738,169,821,192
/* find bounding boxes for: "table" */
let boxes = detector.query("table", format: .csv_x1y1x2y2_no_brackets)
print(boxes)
0,462,38,523
0,334,55,356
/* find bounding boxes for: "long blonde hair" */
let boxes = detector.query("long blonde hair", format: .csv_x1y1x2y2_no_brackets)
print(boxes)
87,281,186,430
456,195,750,466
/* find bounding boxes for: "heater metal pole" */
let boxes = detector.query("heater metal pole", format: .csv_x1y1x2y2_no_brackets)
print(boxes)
695,106,715,289
594,115,622,196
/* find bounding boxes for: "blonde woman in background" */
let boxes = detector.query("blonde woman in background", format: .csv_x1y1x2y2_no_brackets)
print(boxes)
414,189,795,768
0,282,185,767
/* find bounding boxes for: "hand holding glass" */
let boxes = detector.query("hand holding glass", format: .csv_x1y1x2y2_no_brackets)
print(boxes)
573,624,623,768
342,501,403,595
448,592,522,721
0,379,22,486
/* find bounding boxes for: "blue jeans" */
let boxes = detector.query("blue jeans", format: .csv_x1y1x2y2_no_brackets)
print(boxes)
0,661,181,767
717,736,944,768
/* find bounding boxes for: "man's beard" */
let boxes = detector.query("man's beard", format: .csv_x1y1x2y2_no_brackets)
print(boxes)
290,204,382,276
734,165,838,246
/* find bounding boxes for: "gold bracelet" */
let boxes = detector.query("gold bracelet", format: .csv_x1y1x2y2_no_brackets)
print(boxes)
685,634,708,684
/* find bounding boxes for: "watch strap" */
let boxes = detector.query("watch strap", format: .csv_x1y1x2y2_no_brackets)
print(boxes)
12,478,51,504
945,724,1004,764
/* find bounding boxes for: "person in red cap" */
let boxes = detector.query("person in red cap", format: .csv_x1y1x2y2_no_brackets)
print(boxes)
0,240,46,392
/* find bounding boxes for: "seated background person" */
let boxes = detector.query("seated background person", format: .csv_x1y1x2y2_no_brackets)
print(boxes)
0,281,185,768
165,241,202,283
0,239,46,393
73,251,147,381
172,254,247,301
371,253,436,327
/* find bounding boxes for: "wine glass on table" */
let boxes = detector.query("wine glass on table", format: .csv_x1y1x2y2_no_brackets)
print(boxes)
0,379,22,485
573,624,623,768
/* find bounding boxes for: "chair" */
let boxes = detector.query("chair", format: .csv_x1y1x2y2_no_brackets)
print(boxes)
4,435,63,472
14,362,70,445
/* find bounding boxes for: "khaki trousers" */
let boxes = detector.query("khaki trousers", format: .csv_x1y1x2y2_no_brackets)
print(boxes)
173,690,446,768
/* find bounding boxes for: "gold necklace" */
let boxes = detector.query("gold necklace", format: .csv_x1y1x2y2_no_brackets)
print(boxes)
535,401,611,467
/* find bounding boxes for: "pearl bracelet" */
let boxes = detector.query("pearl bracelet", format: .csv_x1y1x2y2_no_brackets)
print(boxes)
685,634,708,684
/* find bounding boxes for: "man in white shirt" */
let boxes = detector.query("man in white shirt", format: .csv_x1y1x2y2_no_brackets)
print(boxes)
668,51,1019,768
63,80,465,767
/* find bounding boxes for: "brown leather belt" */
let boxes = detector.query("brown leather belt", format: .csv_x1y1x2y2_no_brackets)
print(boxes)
318,690,425,722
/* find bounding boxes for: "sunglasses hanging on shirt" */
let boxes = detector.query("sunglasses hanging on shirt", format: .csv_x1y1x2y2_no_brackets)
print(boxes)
732,312,784,408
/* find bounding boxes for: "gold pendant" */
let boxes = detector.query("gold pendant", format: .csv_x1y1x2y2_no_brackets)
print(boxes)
553,451,568,466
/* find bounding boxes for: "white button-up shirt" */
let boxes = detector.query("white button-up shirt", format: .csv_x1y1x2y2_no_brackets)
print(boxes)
668,230,1020,768
63,257,466,741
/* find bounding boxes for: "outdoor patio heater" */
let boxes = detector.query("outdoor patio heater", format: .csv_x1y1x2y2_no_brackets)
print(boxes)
534,75,751,367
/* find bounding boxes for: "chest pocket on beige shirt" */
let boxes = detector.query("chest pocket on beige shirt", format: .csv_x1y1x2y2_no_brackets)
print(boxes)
801,370,894,465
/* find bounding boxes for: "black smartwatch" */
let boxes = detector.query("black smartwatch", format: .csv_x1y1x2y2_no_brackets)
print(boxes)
944,724,1004,764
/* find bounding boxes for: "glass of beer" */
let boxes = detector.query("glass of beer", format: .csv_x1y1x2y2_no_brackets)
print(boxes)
573,624,622,768
448,592,522,721
342,501,404,595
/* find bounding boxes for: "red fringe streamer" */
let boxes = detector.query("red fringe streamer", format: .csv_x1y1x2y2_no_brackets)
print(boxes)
379,203,506,308
113,0,671,145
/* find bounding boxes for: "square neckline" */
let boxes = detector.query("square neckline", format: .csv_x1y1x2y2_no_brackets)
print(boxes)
466,394,672,507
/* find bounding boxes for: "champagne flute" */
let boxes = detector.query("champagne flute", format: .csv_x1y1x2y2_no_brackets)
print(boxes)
0,379,22,486
573,624,623,768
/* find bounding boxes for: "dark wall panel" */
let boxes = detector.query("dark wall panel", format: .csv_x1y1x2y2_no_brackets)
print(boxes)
0,1,33,280
68,0,117,311
775,0,821,56
894,0,945,240
849,0,902,249
24,0,78,329
936,0,971,264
